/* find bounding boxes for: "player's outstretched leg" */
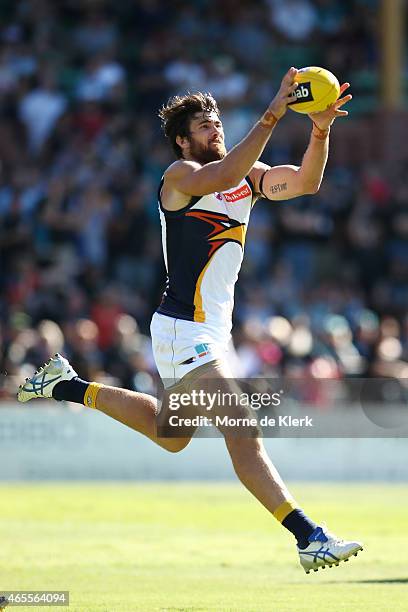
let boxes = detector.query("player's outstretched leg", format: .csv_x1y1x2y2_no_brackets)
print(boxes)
186,364,363,573
225,435,363,572
17,353,193,453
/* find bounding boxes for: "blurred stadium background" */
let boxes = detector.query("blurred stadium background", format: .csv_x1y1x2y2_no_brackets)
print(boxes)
0,1,407,609
0,0,407,396
0,0,407,397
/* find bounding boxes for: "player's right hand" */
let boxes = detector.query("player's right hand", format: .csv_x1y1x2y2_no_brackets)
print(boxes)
269,67,299,120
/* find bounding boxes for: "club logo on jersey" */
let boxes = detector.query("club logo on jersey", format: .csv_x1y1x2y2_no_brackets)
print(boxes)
186,210,246,256
288,82,314,105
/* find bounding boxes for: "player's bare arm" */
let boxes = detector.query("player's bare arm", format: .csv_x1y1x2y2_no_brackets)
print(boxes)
162,67,299,209
249,83,352,201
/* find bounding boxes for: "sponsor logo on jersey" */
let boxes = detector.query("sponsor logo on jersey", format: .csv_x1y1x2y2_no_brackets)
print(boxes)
222,184,251,203
288,82,314,105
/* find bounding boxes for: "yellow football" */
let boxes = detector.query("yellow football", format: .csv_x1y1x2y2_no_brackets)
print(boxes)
288,66,340,114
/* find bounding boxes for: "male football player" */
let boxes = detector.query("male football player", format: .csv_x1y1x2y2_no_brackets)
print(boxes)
19,67,362,573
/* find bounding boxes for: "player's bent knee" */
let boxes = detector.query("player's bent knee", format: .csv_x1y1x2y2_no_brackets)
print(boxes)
157,437,192,453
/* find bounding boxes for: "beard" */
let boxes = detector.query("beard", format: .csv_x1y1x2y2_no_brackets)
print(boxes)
188,138,226,164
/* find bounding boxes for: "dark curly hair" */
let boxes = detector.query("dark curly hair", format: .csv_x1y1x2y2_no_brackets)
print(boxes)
158,92,220,158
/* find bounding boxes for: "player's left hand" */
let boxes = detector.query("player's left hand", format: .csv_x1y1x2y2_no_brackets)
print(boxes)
308,83,352,130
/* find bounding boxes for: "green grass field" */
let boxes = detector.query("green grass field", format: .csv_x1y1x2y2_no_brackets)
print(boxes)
0,483,407,611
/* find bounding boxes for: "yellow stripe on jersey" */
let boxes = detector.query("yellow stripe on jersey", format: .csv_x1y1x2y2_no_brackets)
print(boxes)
193,257,213,322
193,224,247,323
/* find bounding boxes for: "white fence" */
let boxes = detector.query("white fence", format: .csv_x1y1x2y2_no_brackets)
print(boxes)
1,404,407,481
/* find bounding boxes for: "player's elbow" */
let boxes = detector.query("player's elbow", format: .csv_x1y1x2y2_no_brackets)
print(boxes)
302,180,321,195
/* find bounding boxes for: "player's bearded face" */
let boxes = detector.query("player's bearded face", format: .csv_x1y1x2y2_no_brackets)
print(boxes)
186,112,226,163
188,134,226,163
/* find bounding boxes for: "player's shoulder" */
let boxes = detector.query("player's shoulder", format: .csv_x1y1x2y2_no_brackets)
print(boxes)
248,160,271,195
164,159,202,182
247,161,271,185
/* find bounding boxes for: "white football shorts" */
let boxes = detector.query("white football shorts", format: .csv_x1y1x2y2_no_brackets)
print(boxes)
150,312,232,387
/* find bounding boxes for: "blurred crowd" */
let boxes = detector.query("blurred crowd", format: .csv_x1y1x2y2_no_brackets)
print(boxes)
0,0,407,402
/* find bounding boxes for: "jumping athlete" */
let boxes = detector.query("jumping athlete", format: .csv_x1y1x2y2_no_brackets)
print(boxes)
18,67,362,573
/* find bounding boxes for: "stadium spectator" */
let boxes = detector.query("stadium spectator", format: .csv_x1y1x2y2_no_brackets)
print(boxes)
18,68,67,153
267,0,319,42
